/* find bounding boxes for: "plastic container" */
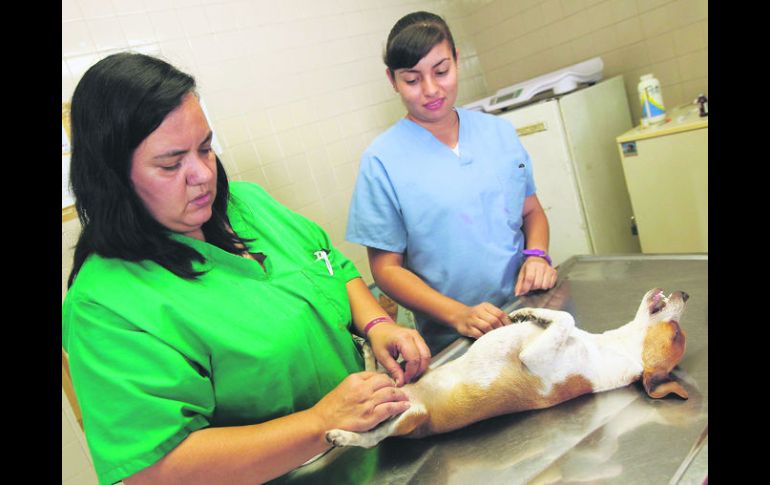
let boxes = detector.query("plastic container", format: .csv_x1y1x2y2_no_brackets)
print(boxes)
638,74,666,127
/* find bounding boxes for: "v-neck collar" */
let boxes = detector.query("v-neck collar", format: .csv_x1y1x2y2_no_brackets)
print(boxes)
400,108,473,165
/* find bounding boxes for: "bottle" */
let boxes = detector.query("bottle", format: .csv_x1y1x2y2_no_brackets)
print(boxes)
638,74,666,127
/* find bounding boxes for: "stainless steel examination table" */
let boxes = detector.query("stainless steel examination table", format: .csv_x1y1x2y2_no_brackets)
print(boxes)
273,255,708,485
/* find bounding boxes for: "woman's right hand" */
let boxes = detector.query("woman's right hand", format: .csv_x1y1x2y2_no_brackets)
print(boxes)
310,371,411,433
451,302,511,339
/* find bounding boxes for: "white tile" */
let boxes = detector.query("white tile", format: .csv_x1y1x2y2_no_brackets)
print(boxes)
119,13,158,47
62,61,76,101
62,0,83,22
65,54,101,85
176,6,213,38
112,0,147,15
63,21,96,57
75,0,116,18
205,2,238,33
149,9,185,42
86,17,128,52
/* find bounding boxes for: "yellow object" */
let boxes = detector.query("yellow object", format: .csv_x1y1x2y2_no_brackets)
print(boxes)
616,104,707,253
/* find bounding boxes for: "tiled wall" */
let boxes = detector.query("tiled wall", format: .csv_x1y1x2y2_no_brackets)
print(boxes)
62,0,707,482
61,1,486,483
62,0,488,297
463,0,707,123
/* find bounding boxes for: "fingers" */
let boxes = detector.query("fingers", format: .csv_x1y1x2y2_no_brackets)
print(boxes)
516,259,558,296
374,350,405,387
400,334,431,384
371,327,432,385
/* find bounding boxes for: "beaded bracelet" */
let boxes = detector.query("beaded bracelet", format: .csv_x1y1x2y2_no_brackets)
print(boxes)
363,316,395,335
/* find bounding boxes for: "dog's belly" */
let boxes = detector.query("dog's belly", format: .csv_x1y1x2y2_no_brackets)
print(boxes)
400,324,596,437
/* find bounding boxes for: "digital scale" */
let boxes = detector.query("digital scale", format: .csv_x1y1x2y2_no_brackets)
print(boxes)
464,57,604,113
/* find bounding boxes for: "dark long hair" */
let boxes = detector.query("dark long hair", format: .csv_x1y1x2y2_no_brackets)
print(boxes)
67,52,247,287
384,11,457,75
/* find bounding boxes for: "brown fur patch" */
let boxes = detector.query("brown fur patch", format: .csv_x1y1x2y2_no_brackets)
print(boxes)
411,361,594,436
642,321,686,372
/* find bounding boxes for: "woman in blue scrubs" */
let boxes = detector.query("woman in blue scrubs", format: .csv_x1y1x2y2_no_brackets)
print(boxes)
346,11,558,355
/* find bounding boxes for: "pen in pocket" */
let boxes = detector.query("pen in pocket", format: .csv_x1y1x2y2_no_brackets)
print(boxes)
314,249,334,276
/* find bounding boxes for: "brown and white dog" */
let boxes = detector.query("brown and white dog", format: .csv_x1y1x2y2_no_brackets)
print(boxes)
326,288,689,448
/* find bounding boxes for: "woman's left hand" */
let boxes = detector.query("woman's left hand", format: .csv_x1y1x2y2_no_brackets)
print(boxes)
367,324,431,387
515,257,558,296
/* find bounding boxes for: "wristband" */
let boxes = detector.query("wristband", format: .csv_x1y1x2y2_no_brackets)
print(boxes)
364,316,394,335
522,249,552,266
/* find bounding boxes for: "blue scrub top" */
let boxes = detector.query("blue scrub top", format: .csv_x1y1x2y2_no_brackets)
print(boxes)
346,108,536,353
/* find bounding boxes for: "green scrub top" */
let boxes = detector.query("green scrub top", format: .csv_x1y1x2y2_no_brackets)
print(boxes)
62,181,365,485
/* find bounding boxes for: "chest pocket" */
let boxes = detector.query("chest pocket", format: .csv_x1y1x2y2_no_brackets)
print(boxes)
496,160,529,230
298,249,351,329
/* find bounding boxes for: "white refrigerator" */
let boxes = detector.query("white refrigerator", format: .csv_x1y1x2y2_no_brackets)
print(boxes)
494,75,641,266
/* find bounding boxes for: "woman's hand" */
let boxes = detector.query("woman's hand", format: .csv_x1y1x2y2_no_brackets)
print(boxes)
515,256,558,296
367,324,431,386
310,371,411,433
450,302,511,339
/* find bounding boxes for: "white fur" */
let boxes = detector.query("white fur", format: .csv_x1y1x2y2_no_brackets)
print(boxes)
326,289,686,448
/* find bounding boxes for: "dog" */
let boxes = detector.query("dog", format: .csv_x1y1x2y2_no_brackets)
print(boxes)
326,288,689,448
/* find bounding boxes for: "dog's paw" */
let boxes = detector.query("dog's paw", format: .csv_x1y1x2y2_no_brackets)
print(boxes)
325,429,358,447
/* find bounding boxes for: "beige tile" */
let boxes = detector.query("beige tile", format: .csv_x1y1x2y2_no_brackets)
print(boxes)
615,17,644,47
217,116,252,148
639,5,674,38
62,410,78,448
591,25,619,54
276,127,307,158
586,1,615,32
680,78,708,100
226,142,260,174
239,167,269,188
63,466,100,485
645,31,677,62
253,135,284,164
635,0,671,13
611,0,638,21
62,440,90,481
666,0,708,28
677,48,707,81
542,0,565,24
673,20,707,55
263,161,294,189
650,57,682,86
561,0,588,17
571,34,597,61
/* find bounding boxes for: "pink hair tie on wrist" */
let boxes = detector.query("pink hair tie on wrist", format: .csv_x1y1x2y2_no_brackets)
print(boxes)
364,316,394,335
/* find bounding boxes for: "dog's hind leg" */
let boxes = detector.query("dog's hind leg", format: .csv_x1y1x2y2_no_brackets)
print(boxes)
518,309,576,374
326,403,429,448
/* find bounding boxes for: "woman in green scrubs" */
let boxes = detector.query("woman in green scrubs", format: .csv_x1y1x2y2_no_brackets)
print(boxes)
62,52,431,485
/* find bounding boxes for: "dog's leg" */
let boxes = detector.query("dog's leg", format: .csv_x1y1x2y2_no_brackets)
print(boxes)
326,403,428,448
517,308,576,374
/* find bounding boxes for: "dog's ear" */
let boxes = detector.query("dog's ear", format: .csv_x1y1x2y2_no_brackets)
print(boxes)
642,370,689,399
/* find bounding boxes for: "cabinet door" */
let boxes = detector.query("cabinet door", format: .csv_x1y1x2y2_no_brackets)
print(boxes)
497,101,592,267
620,128,708,253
